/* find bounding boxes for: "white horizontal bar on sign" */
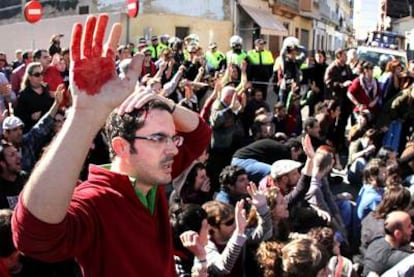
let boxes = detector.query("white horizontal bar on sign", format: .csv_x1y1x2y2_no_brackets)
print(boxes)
28,9,42,15
128,3,137,10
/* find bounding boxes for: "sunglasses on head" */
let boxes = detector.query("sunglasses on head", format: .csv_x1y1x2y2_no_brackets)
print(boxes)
221,217,235,226
30,72,43,77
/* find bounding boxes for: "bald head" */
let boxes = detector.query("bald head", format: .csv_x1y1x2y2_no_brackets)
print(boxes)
384,211,413,245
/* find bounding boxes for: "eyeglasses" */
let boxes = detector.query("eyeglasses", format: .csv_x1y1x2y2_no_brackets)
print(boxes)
144,53,152,57
221,217,235,226
30,72,43,77
134,134,184,147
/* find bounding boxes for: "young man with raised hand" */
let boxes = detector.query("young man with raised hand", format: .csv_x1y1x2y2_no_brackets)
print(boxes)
11,14,211,277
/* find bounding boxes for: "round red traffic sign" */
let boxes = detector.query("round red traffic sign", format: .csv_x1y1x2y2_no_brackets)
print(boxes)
127,0,139,18
24,0,43,24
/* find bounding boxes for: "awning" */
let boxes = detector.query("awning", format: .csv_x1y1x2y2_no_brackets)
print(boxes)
240,4,288,37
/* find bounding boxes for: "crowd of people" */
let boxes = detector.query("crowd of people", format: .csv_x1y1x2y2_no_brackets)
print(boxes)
1,13,414,276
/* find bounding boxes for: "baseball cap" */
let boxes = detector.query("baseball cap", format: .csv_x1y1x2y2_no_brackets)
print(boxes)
3,116,24,130
270,159,302,179
254,38,266,45
137,37,147,48
335,48,346,57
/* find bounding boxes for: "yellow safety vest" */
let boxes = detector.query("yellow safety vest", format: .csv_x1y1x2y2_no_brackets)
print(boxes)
206,51,225,69
247,50,274,65
226,50,248,66
148,44,168,60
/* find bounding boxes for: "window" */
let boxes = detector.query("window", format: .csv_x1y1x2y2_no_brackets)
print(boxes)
300,29,309,50
79,5,89,15
175,27,190,40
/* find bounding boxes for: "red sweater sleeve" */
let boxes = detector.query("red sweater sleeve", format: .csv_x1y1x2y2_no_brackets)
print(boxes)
171,116,211,179
12,191,98,262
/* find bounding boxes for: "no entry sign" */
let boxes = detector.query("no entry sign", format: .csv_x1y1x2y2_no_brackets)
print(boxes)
127,0,139,18
24,0,43,24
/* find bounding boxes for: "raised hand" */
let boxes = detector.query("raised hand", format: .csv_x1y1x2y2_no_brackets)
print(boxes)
70,14,143,112
235,199,247,235
117,87,173,115
302,134,315,159
180,230,206,259
246,182,267,208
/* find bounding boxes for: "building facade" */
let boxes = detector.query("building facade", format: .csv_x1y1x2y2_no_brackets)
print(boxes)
0,0,353,60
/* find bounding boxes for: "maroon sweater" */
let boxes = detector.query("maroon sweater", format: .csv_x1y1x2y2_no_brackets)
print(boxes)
12,118,212,277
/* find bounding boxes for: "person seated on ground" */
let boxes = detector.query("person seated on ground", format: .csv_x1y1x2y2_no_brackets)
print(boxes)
347,128,378,186
0,209,21,276
259,135,325,234
215,165,250,207
170,203,209,277
178,162,211,206
305,145,349,241
271,102,297,137
202,193,271,276
242,88,270,135
263,186,290,242
281,238,330,277
347,109,373,143
308,227,356,277
315,100,341,147
360,184,411,256
303,116,324,151
231,137,302,184
248,112,275,142
170,148,210,205
256,240,284,277
362,210,414,276
356,158,387,221
0,142,27,210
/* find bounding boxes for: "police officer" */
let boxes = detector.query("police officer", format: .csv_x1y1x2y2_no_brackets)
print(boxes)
148,35,168,62
205,42,225,74
247,38,274,100
226,35,248,67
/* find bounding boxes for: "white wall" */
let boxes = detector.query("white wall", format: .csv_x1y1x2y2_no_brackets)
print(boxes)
0,13,123,60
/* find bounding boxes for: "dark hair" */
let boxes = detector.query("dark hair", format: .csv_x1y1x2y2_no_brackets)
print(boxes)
307,227,335,257
0,209,15,257
117,45,129,55
61,48,70,56
303,117,319,132
180,162,206,203
376,146,395,162
22,50,32,61
363,158,385,186
170,203,207,255
219,165,246,192
374,185,411,219
33,49,47,61
285,138,302,151
105,99,172,159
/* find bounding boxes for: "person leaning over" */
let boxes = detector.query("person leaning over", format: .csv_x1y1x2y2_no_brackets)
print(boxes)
11,14,211,277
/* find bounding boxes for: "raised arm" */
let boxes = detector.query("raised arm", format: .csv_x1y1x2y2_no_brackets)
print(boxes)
20,14,143,224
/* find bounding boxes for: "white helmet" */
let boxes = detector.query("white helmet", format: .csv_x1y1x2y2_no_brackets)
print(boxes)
230,35,243,47
282,36,300,50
